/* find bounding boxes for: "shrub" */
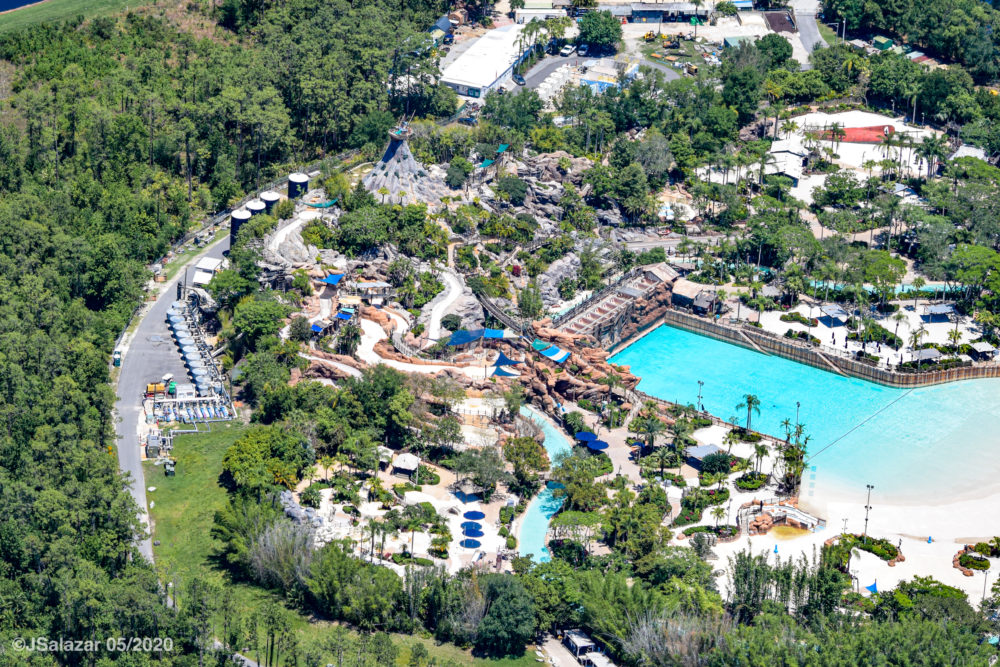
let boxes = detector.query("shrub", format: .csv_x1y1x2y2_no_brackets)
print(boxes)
735,472,766,491
506,535,517,550
780,311,818,327
701,452,737,475
499,506,515,525
960,553,990,570
416,465,440,486
441,314,462,332
300,484,322,508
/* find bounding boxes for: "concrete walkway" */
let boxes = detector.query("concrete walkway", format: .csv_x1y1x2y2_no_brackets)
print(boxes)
427,269,463,342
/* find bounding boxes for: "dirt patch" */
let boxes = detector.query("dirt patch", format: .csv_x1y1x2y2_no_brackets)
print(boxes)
764,11,796,33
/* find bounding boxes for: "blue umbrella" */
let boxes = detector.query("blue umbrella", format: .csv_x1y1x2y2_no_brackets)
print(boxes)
463,511,486,520
587,440,609,451
461,521,482,531
773,544,779,554
575,431,597,442
459,539,481,549
866,581,878,594
463,529,484,538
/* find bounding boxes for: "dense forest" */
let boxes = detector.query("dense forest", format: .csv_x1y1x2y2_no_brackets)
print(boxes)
0,0,455,664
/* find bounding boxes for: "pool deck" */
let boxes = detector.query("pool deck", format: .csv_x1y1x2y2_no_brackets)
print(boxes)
633,307,1000,389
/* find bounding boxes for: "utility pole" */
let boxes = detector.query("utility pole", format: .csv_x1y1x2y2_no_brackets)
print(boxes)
863,484,874,543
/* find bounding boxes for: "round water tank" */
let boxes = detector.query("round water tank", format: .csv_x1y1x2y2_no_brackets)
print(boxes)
231,209,252,245
260,191,281,212
191,368,209,378
287,172,309,199
247,199,266,216
180,345,198,357
167,314,184,327
188,359,206,370
171,300,187,311
176,336,195,347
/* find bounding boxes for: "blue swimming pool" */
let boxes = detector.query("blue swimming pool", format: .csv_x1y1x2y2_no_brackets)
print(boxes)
610,324,1000,510
518,405,573,562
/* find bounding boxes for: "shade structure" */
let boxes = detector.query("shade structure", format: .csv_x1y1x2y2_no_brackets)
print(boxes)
494,351,522,367
491,366,520,377
320,273,344,286
459,539,481,549
463,510,486,520
587,440,609,451
575,431,597,442
447,328,507,346
461,521,482,531
463,529,484,538
866,581,878,594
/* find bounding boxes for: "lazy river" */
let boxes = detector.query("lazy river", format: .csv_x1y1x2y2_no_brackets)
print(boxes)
610,324,1000,512
518,405,573,562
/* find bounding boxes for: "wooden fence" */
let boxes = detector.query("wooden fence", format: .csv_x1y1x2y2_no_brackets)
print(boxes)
652,308,1000,389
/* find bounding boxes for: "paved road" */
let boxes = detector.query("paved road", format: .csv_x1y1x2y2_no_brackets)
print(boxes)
115,235,231,562
790,0,825,56
639,58,681,80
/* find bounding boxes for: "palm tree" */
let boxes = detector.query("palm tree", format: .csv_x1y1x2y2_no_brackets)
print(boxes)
892,311,907,350
633,415,667,461
829,122,846,156
723,429,740,454
320,454,335,482
947,327,962,351
780,418,792,444
780,120,799,139
711,505,726,528
911,276,925,312
736,394,761,432
754,442,769,475
692,0,704,37
910,326,927,367
916,135,947,180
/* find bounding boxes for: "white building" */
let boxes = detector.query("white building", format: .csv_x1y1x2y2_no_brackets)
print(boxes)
440,24,531,99
191,256,227,287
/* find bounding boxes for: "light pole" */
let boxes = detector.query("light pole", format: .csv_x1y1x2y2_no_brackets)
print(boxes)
983,569,990,605
795,401,800,427
863,484,874,543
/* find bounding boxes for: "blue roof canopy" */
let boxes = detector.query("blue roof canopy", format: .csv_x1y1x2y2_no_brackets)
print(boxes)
492,366,520,377
336,312,352,320
321,274,344,286
448,328,506,346
495,351,521,366
311,324,324,333
539,345,571,363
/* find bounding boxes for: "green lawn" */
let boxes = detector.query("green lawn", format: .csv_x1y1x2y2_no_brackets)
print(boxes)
817,22,837,48
0,0,150,33
146,424,537,666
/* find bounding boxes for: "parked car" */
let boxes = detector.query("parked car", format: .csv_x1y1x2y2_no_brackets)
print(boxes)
458,116,478,126
512,72,526,86
560,44,576,56
578,44,589,56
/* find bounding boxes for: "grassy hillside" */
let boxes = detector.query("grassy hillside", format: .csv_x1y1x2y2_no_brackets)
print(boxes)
145,424,536,666
0,0,144,33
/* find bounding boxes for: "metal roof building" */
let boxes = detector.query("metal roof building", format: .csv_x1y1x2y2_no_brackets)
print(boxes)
440,25,531,99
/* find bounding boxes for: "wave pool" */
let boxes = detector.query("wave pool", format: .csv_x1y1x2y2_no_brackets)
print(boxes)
610,324,1000,509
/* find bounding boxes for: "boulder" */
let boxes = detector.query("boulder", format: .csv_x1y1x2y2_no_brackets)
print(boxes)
537,253,579,307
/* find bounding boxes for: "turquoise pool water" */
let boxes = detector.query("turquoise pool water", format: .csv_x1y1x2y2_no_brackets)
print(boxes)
518,405,573,562
610,325,1000,510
